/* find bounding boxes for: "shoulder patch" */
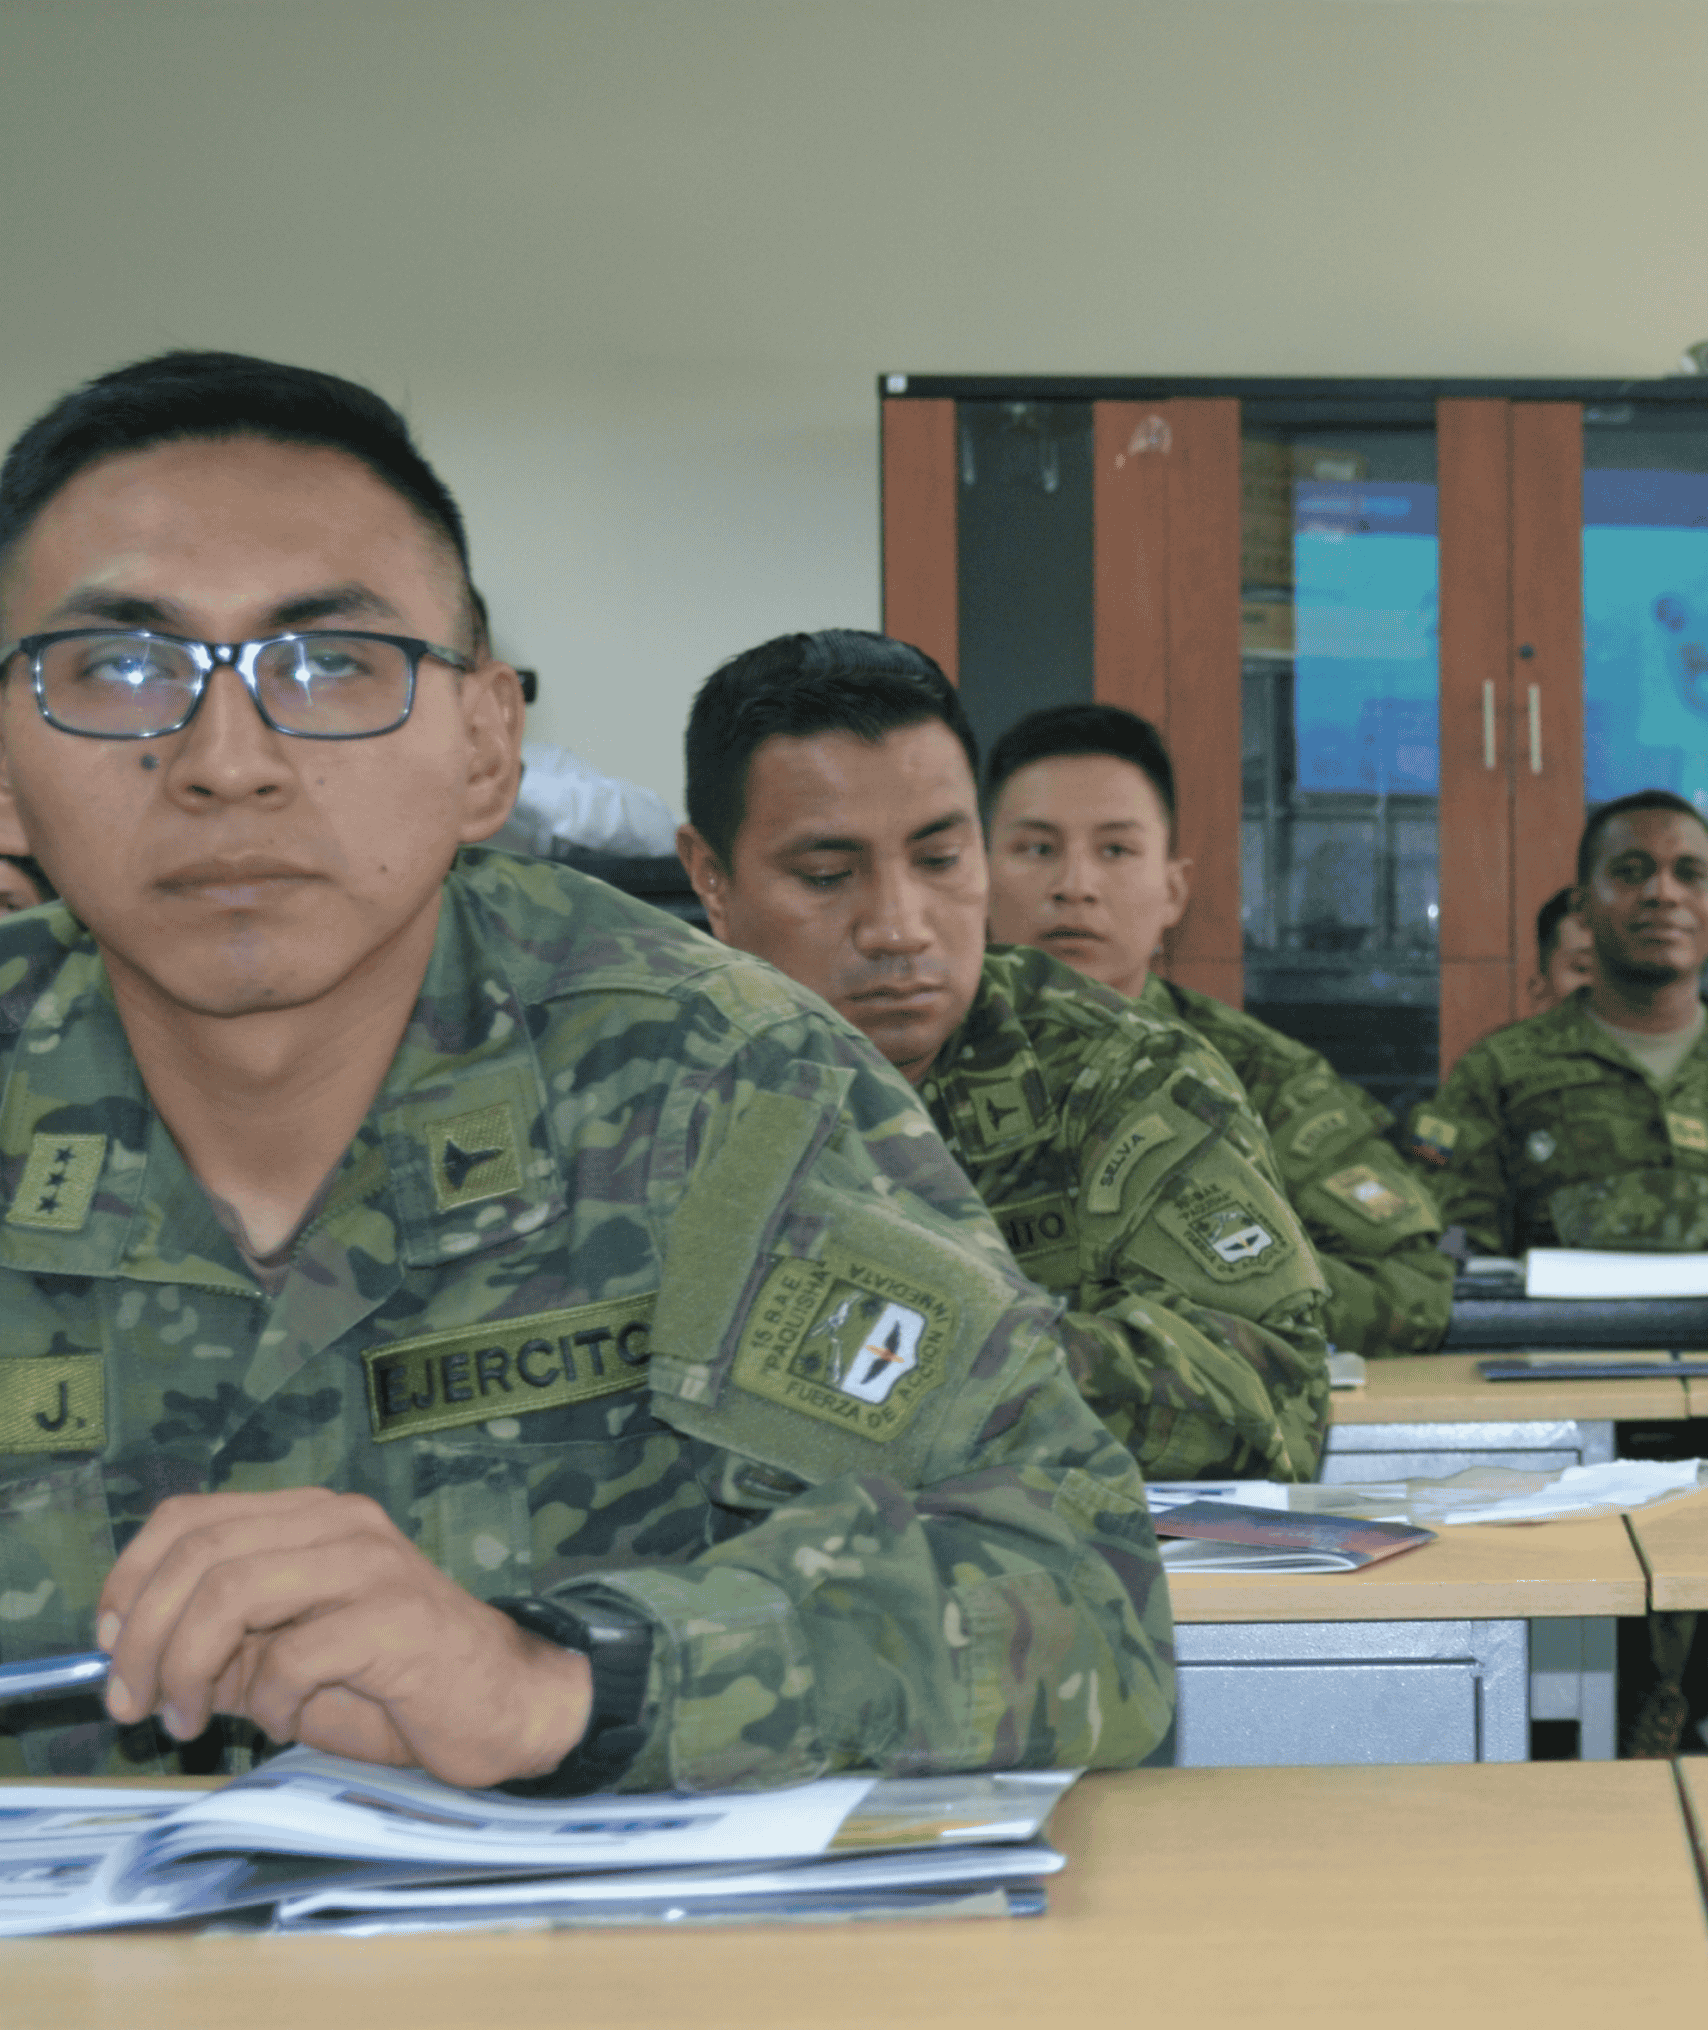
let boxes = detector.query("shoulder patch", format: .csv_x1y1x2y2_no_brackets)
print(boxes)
1322,1164,1410,1223
1406,1112,1459,1169
1153,1183,1287,1281
730,1255,954,1444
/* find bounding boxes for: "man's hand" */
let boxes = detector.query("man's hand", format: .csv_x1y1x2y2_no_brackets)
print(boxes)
96,1487,594,1789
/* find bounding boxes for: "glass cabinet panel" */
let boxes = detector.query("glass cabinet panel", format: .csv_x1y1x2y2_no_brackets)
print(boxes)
1582,404,1708,809
1240,424,1440,1115
954,400,1095,762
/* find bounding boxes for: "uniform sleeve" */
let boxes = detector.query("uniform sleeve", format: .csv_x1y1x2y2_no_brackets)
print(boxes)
1053,1028,1332,1484
545,1024,1175,1793
1399,1047,1513,1257
1262,1061,1452,1355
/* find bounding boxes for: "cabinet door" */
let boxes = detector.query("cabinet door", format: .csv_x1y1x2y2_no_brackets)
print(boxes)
1437,401,1583,1076
1092,399,1242,1004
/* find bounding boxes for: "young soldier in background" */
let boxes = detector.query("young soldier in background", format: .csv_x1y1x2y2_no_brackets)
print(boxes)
0,356,1174,1785
1528,886,1595,1014
1406,791,1708,1257
983,704,1450,1357
679,632,1331,1483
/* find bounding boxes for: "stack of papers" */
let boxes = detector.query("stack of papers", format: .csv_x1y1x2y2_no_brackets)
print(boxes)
1149,1460,1706,1536
1525,1248,1708,1300
0,1747,1077,1936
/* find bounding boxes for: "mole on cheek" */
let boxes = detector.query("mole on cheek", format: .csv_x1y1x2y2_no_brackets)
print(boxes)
140,755,159,773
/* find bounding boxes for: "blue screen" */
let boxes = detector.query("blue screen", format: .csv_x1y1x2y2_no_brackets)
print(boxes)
1584,470,1708,807
1292,481,1439,795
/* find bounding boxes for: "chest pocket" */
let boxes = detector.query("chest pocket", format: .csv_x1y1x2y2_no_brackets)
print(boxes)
1505,1065,1635,1181
405,1395,709,1600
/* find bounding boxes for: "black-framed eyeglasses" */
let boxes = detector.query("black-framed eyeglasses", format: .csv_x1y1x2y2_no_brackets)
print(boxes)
0,629,475,741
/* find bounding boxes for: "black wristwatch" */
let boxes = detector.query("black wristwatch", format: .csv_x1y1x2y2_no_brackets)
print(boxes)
491,1593,655,1796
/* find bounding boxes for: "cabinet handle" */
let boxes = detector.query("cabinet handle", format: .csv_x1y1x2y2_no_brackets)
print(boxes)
1482,680,1496,769
1528,683,1542,774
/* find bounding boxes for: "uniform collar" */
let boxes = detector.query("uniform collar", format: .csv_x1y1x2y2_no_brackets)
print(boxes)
921,954,1056,1158
1549,987,1708,1076
0,871,561,1285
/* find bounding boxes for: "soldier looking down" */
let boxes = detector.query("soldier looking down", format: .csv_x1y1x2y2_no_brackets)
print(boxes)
983,703,1450,1357
0,354,1173,1787
677,633,1331,1483
1404,789,1708,1257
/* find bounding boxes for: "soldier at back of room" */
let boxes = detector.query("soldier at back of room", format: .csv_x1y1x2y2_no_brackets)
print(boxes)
983,703,1450,1357
677,633,1332,1484
1528,885,1595,1016
0,353,1174,1786
1404,791,1708,1257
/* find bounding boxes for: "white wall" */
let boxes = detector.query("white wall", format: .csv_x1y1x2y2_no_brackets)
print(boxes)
1,0,1704,810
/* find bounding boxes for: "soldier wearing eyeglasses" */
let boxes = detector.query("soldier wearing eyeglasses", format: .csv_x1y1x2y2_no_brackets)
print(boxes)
0,352,1172,1791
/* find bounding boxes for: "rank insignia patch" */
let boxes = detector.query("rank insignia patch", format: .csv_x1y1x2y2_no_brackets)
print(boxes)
1667,1113,1708,1156
5,1134,107,1233
427,1105,522,1213
732,1255,955,1443
1407,1113,1459,1170
1323,1164,1408,1223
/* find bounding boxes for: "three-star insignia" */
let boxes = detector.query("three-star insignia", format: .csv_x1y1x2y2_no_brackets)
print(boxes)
6,1133,108,1233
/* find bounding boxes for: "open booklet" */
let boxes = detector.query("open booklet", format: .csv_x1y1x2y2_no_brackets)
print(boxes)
1137,1502,1429,1575
0,1746,1076,1937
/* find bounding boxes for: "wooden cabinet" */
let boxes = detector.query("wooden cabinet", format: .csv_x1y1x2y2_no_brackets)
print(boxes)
881,374,1708,1103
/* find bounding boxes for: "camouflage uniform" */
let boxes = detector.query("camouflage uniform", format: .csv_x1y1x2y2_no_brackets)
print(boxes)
0,852,1173,1785
918,947,1331,1484
1402,990,1708,1256
1139,977,1451,1356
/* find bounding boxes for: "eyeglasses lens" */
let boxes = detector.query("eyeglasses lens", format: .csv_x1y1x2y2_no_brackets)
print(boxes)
253,637,411,734
39,635,198,736
38,634,412,737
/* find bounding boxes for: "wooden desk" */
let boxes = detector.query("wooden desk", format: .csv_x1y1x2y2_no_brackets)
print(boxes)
6,1765,1704,2030
1626,1485,1708,1612
1169,1510,1645,1626
1686,1375,1708,1418
1332,1353,1691,1427
1167,1513,1644,1766
1672,1756,1708,1886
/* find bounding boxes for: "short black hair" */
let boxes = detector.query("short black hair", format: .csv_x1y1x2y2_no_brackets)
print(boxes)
1576,789,1708,885
984,703,1176,844
1535,885,1578,968
0,350,474,622
684,630,978,867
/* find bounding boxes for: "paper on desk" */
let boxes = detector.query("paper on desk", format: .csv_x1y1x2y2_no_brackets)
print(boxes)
1149,1463,1707,1530
1525,1248,1708,1299
1432,1458,1704,1525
